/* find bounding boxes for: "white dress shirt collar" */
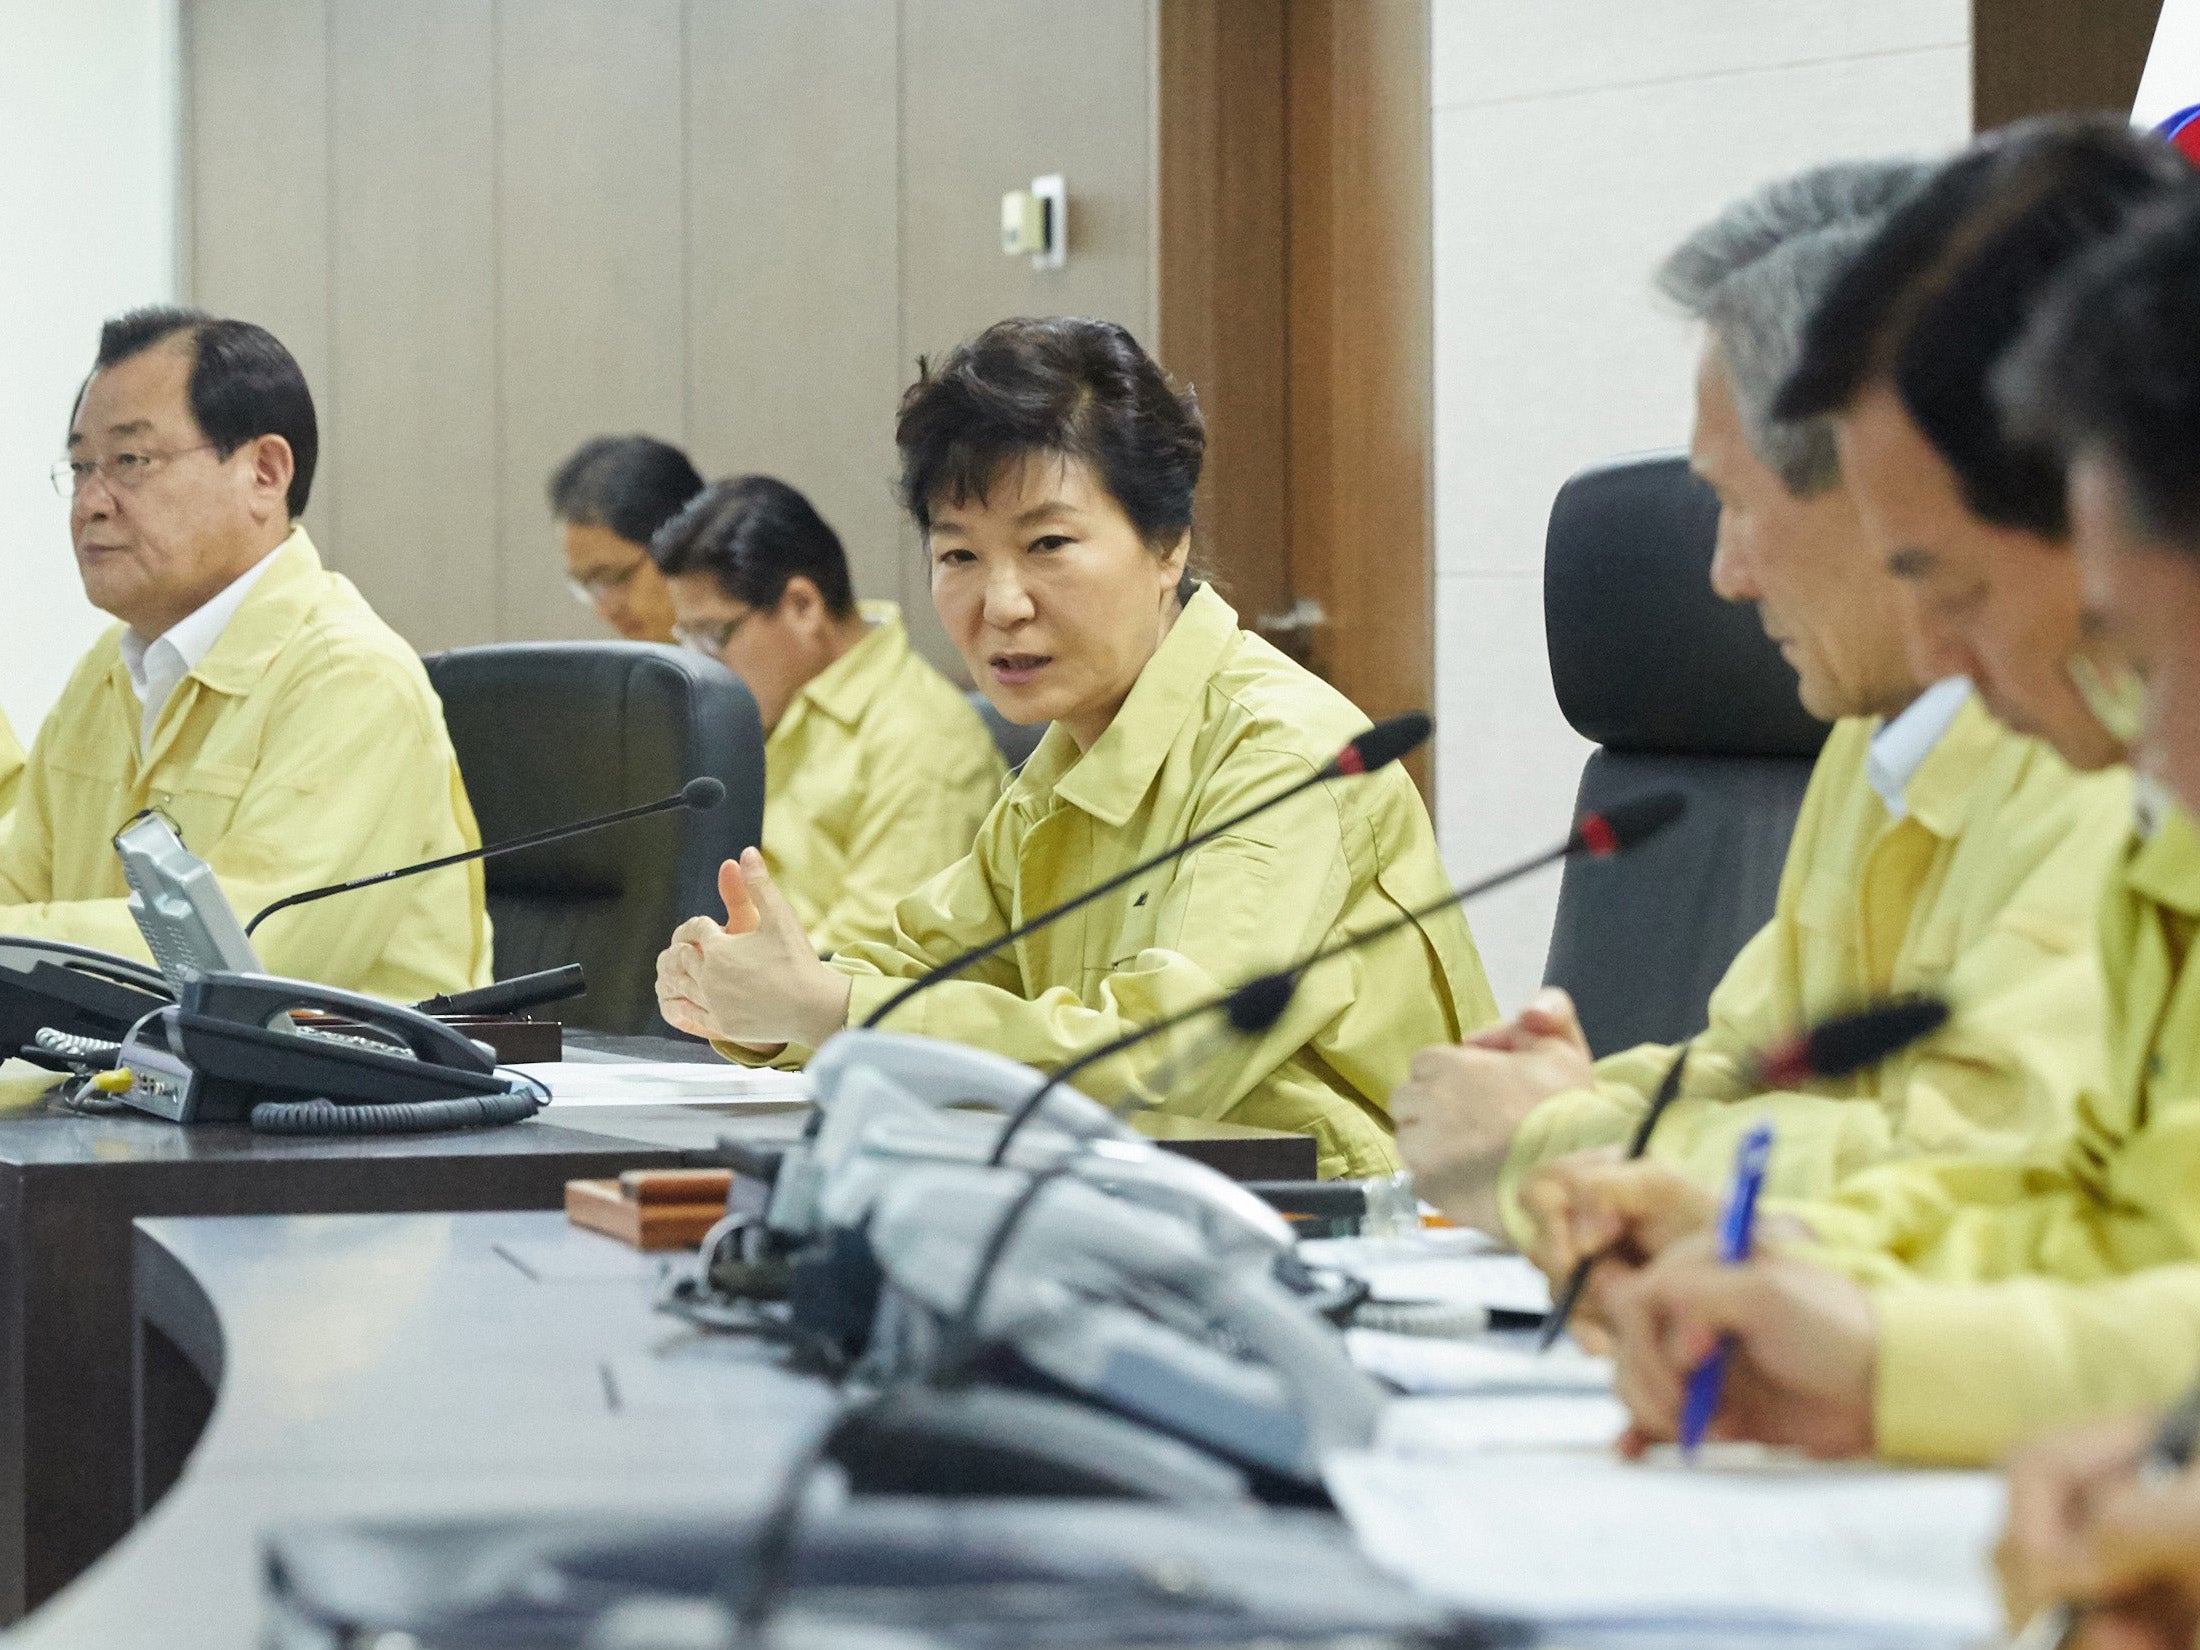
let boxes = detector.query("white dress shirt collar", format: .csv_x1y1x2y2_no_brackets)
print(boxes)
1866,676,1973,820
118,533,289,752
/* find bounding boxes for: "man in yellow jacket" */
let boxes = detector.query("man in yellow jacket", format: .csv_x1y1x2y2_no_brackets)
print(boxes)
650,474,1003,955
0,307,490,1004
1394,162,2130,1234
1536,120,2200,1469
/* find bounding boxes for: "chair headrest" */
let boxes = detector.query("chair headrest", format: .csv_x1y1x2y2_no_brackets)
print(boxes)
422,642,758,897
1543,451,1828,758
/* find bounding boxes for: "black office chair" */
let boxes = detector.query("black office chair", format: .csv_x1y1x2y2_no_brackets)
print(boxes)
423,643,766,1035
1541,451,1830,1056
967,689,1048,770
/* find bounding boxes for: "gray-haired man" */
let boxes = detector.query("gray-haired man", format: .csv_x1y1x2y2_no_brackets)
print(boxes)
1393,160,2133,1238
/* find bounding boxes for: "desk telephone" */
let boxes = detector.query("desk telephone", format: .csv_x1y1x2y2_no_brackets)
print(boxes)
682,1030,1384,1503
0,813,543,1133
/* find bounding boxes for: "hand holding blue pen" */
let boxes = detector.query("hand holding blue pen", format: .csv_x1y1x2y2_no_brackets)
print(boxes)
1678,1123,1775,1458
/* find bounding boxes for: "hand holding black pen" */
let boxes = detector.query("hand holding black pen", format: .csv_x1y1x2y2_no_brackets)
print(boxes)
1531,995,1950,1352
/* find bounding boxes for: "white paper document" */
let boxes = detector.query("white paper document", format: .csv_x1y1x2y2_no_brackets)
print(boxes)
1301,1231,1551,1316
1376,1392,1630,1455
1348,1328,1611,1396
513,1061,810,1108
1324,1448,2004,1640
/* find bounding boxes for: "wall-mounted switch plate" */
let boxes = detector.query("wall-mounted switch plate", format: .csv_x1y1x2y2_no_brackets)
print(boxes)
1002,175,1067,268
1029,173,1066,269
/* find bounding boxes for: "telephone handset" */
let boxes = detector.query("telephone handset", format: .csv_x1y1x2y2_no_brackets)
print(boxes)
863,1162,1387,1494
778,1029,1292,1258
115,971,533,1128
0,938,172,1065
0,809,256,1066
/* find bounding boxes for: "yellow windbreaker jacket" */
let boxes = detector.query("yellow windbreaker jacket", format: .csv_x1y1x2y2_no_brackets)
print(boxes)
1502,695,2130,1225
1790,802,2200,1465
0,529,491,1003
763,603,1004,956
0,710,20,832
742,585,1499,1177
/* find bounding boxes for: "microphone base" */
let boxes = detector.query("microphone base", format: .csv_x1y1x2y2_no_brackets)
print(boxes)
431,1015,561,1064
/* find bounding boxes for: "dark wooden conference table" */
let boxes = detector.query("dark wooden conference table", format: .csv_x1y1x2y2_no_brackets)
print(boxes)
0,1032,1314,1627
12,1210,837,1647
0,1031,801,1621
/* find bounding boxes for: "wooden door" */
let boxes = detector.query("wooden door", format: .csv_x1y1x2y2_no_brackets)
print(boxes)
1159,0,1436,796
1972,0,2165,129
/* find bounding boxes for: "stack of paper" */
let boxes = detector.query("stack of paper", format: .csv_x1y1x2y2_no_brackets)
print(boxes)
1375,1392,1630,1455
1301,1231,1552,1316
1325,1448,2004,1642
1347,1327,1610,1396
511,1061,809,1108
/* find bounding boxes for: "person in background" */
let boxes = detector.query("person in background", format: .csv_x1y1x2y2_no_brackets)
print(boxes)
546,434,700,643
655,316,1498,1176
649,473,1003,955
0,307,490,1001
1524,119,2200,1471
1395,160,2129,1236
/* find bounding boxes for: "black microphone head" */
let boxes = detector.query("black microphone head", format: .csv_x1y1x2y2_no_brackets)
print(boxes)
1328,712,1432,778
1226,970,1299,1036
1575,790,1687,857
682,777,727,810
1798,995,1950,1082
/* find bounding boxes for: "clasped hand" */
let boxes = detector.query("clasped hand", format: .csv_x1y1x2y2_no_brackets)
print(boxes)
654,849,852,1050
1392,986,1599,1232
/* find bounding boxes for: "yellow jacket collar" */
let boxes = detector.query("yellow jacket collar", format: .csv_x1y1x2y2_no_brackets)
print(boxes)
1029,583,1239,829
798,601,912,730
1901,692,2011,840
179,527,325,698
2126,800,2200,918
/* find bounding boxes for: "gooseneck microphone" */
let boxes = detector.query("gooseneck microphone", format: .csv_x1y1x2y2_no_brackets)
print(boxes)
987,789,1689,1165
860,712,1434,1029
245,776,727,937
1535,992,1951,1350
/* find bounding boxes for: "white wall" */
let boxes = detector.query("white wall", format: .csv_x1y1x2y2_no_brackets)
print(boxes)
1430,0,1972,1011
0,0,178,744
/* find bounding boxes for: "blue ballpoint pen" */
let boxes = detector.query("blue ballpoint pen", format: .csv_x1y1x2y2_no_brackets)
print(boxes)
1678,1122,1775,1458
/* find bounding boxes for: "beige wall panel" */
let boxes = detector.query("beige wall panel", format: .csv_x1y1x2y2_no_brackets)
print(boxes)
495,0,688,642
182,0,333,545
326,0,496,651
895,0,1158,667
687,0,904,612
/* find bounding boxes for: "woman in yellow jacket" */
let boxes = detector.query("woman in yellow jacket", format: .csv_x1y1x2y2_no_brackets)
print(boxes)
656,316,1497,1176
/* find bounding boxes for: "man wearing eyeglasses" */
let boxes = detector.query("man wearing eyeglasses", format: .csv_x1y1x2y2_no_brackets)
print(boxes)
546,434,700,643
0,306,491,1002
650,473,1003,955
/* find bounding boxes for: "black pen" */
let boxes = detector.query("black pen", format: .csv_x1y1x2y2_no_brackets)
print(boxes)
1536,1042,1690,1352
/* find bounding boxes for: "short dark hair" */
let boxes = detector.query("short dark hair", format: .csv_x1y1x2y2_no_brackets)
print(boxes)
94,306,319,517
547,435,705,549
1774,117,2191,537
895,317,1206,565
1999,190,2200,555
649,474,856,618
